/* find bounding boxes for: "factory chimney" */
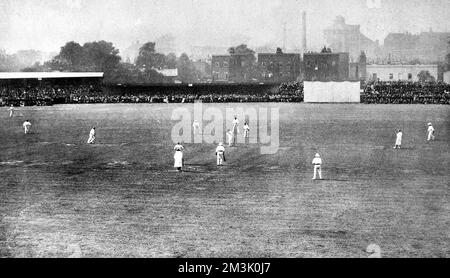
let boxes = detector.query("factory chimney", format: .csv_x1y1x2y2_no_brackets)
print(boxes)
302,11,307,53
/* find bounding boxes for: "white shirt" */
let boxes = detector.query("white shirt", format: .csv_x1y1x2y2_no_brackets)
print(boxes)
23,121,31,128
174,144,184,151
232,119,239,127
193,121,200,128
428,126,434,133
243,124,250,131
396,132,403,140
89,129,96,137
227,131,233,138
312,157,322,165
216,146,225,153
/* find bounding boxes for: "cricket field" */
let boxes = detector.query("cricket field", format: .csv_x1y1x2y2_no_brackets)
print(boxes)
0,103,449,258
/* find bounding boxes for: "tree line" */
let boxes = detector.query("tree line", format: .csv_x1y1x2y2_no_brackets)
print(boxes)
18,40,210,85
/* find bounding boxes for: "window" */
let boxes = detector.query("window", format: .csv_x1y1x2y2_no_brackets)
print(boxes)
408,73,412,80
223,61,229,67
389,73,393,80
287,63,292,71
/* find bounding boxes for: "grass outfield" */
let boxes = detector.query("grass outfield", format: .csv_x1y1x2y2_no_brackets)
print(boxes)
0,103,449,258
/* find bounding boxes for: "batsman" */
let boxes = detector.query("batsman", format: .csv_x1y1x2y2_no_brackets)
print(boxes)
216,142,226,166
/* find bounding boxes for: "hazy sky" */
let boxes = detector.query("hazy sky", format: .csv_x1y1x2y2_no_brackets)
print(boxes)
1,0,449,55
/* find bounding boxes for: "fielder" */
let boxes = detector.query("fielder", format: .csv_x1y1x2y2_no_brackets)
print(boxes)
243,122,250,139
427,123,435,141
232,116,239,145
173,142,184,171
312,153,322,180
215,142,226,166
22,120,31,134
394,129,402,149
193,120,201,135
226,129,233,147
87,127,96,144
9,105,14,118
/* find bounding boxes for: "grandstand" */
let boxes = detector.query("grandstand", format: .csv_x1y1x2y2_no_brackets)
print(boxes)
0,72,104,106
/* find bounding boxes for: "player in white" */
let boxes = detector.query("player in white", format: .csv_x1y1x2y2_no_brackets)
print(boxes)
22,120,31,134
215,142,226,166
427,123,435,141
312,153,322,180
87,127,96,144
9,105,14,118
232,116,239,146
173,142,184,171
193,120,201,135
226,129,233,147
394,129,402,149
243,122,250,140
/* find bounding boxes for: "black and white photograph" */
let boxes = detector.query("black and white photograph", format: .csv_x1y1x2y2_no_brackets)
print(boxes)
0,0,449,262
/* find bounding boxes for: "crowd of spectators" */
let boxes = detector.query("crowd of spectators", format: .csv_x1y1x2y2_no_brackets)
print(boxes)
0,85,103,106
0,83,303,105
362,81,450,104
1,81,449,106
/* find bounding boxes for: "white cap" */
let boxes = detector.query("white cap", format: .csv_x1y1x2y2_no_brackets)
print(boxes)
428,123,432,126
219,142,223,146
315,153,320,158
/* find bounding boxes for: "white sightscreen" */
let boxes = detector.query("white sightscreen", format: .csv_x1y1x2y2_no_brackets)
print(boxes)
304,81,361,103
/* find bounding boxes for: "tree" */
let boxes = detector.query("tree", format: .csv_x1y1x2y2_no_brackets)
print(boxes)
177,53,197,83
417,70,436,82
104,62,165,85
56,41,84,70
21,62,48,72
321,46,332,53
0,51,21,71
165,53,177,69
82,41,121,72
135,42,166,70
228,44,256,63
46,40,121,73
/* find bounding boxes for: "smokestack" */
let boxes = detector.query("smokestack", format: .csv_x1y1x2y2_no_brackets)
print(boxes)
302,11,307,53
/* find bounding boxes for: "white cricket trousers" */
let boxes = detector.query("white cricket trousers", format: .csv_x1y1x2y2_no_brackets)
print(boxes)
427,131,435,141
313,165,322,180
217,153,224,165
87,135,95,144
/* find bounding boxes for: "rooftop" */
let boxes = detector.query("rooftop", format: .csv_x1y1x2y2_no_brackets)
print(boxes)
0,72,104,80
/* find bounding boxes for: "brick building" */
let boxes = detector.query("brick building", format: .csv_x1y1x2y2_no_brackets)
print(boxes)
383,31,450,63
257,50,301,83
303,52,350,81
211,55,230,82
366,64,439,82
228,53,255,83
